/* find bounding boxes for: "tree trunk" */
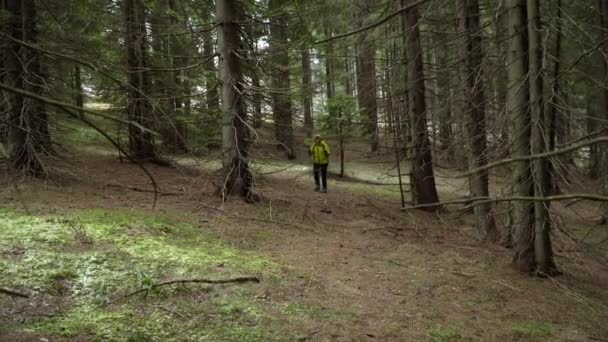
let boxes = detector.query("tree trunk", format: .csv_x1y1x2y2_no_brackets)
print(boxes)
528,0,558,275
548,0,566,191
403,4,440,207
74,65,84,117
216,0,255,201
5,0,49,174
598,0,608,218
124,0,156,160
302,48,313,137
203,28,220,115
356,2,379,153
458,0,497,241
507,0,536,273
324,26,335,101
269,0,294,159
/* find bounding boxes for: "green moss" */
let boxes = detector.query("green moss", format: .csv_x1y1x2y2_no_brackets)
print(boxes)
1,207,284,340
429,326,460,342
511,320,553,338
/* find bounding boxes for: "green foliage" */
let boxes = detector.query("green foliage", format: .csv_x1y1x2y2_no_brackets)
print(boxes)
511,320,553,338
429,326,460,342
317,94,359,134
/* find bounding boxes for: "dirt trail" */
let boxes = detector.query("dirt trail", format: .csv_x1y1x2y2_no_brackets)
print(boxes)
2,148,608,341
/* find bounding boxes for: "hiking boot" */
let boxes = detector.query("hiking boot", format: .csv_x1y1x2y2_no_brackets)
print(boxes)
314,186,320,192
321,188,327,193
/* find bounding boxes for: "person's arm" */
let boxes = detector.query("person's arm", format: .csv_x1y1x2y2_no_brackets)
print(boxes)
323,142,331,155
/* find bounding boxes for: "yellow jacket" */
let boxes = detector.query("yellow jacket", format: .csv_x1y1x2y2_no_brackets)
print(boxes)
310,141,331,164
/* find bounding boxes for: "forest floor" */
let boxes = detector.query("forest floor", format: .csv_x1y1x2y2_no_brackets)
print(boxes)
1,143,608,341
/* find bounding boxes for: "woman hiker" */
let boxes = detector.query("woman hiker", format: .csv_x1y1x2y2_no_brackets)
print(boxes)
309,135,331,193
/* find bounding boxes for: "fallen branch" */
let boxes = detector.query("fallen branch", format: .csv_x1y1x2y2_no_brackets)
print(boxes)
104,183,183,196
0,287,30,298
122,276,260,299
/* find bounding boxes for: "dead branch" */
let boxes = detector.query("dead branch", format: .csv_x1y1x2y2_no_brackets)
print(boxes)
459,137,608,178
103,183,183,196
122,276,260,299
402,194,608,211
0,287,30,298
314,0,431,44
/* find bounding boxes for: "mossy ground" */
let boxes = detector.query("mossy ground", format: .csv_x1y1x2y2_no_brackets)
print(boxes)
0,208,284,341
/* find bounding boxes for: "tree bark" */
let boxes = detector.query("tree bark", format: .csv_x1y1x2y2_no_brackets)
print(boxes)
216,0,255,201
74,65,84,117
598,0,608,218
458,0,497,241
302,48,313,137
403,4,440,207
203,28,220,115
528,0,558,275
124,0,156,160
269,0,294,159
356,2,379,153
5,0,50,174
507,0,536,273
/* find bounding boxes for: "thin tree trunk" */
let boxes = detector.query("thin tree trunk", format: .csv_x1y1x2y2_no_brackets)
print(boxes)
403,3,440,207
217,0,255,201
203,28,220,114
599,0,608,217
302,48,313,137
74,65,84,117
324,25,335,101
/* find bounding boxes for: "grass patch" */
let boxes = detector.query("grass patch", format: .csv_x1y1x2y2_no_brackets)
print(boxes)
0,207,282,340
511,320,553,339
55,117,125,148
429,326,460,342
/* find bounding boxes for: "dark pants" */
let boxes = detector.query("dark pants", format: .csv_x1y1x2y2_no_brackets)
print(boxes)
313,163,328,189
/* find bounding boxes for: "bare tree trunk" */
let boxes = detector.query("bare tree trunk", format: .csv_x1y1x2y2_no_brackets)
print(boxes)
269,0,294,159
403,4,440,207
459,0,497,241
528,0,558,275
203,27,220,115
217,0,255,201
599,0,608,217
74,65,84,117
507,0,535,273
5,0,49,174
548,0,566,191
356,2,379,153
302,48,313,137
324,25,335,101
124,0,155,160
